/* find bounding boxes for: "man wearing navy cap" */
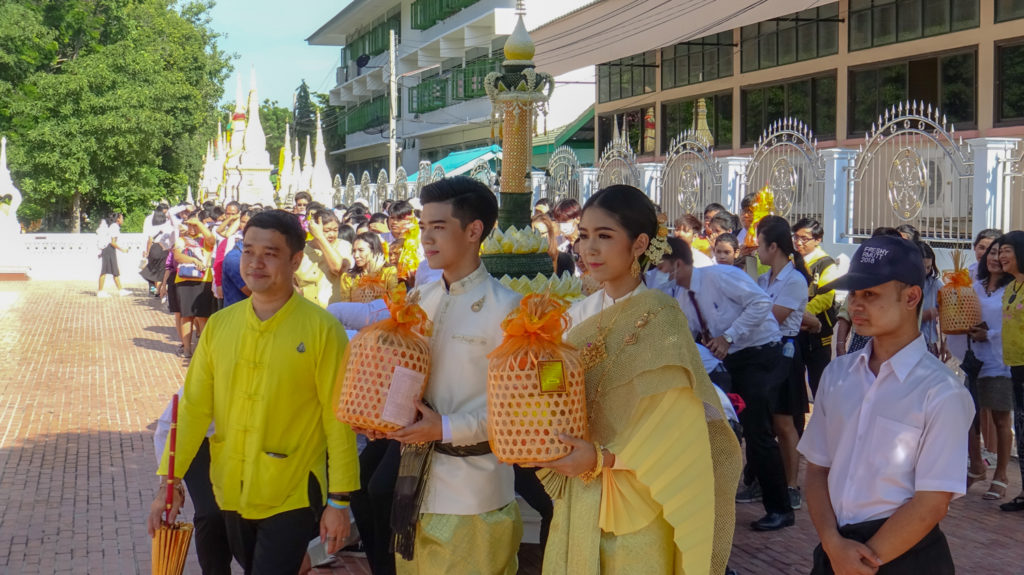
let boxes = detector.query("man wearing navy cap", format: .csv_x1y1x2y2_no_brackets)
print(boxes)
798,236,974,575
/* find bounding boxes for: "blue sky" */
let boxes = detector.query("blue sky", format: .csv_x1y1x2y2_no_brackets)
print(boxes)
208,0,352,108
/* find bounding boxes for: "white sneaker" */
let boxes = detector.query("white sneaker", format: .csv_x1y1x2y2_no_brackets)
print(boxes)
118,289,131,296
97,291,111,298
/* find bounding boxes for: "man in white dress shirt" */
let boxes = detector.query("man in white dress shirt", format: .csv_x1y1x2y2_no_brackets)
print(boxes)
799,236,974,575
387,176,523,573
658,237,795,531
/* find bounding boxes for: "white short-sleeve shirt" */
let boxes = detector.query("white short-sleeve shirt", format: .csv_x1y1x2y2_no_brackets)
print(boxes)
757,261,808,337
797,335,975,527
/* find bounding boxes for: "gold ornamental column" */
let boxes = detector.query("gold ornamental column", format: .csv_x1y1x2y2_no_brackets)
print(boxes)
485,4,553,230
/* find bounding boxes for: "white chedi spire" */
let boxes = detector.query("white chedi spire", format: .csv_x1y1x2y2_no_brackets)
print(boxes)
0,136,22,218
299,135,313,193
0,136,28,275
228,74,246,155
240,71,271,168
309,110,333,205
234,68,277,206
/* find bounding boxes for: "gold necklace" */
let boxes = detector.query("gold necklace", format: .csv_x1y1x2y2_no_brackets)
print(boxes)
580,299,626,371
584,305,669,419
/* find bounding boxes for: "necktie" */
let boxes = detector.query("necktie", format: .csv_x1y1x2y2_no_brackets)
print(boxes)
688,290,712,343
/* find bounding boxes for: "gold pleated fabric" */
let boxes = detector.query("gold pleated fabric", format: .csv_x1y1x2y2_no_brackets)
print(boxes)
396,501,522,575
542,289,742,575
151,522,193,575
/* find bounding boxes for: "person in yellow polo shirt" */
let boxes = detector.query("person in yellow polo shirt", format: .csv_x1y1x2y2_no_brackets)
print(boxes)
147,210,359,574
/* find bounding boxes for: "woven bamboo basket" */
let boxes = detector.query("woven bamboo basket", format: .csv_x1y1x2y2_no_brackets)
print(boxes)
939,250,982,335
487,294,587,464
336,289,431,433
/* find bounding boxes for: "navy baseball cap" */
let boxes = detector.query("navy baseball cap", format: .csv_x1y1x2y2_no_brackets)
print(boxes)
822,236,925,292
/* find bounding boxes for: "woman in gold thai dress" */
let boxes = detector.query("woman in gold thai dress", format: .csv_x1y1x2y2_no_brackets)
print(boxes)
536,185,742,575
338,231,399,302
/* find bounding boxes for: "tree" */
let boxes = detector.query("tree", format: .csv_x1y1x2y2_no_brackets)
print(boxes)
1,0,231,231
293,80,317,147
260,99,293,162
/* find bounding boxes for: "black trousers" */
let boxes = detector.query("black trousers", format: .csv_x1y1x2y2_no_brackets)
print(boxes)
222,474,322,575
798,332,832,399
724,342,792,515
350,439,401,575
811,518,953,575
183,438,233,575
514,465,553,547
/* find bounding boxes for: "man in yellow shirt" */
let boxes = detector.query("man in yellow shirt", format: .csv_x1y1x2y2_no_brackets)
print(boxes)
147,210,359,574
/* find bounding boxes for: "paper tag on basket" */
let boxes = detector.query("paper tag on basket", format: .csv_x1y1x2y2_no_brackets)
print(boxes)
381,366,425,426
538,360,566,394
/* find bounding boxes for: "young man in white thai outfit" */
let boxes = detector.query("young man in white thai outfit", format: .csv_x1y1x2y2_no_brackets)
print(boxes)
378,176,524,574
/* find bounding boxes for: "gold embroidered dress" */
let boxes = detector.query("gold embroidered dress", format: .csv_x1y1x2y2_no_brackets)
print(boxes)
542,287,741,575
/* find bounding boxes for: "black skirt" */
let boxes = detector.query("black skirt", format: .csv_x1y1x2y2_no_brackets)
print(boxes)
176,281,214,318
141,244,168,283
99,245,120,276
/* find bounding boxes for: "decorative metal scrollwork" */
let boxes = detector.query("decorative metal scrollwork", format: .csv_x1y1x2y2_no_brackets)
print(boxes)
431,165,446,183
394,167,408,200
676,164,701,214
767,157,798,218
887,148,928,221
545,146,581,203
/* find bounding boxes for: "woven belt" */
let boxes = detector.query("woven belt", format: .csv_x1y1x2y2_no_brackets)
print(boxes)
434,441,492,457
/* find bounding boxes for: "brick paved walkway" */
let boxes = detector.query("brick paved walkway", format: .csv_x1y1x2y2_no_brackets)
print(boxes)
2,280,1023,574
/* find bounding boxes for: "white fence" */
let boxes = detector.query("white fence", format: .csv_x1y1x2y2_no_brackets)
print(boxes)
16,233,151,282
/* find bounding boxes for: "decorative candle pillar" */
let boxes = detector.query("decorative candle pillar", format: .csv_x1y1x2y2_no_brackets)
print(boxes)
486,3,553,231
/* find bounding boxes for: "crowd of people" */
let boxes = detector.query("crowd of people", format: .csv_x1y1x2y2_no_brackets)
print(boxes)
141,179,1024,575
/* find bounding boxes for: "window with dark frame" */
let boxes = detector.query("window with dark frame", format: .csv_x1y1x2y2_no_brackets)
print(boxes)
597,51,657,103
740,3,839,73
849,0,980,51
741,74,836,145
847,49,977,136
997,41,1024,125
996,0,1024,22
661,32,733,90
661,93,733,152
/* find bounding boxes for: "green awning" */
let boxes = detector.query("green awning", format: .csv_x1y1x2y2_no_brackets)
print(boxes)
408,144,502,181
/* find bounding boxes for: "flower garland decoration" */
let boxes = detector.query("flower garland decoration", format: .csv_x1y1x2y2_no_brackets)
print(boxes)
641,213,672,270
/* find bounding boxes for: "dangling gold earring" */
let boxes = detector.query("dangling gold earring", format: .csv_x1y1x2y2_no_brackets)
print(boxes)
630,257,641,278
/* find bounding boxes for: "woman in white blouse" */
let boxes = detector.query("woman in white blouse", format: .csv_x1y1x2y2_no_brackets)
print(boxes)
968,239,1015,500
756,215,812,509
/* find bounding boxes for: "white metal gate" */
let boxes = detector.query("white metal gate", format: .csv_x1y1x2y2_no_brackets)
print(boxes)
597,123,641,190
744,118,825,223
661,130,722,224
545,146,581,203
394,167,409,201
846,101,973,245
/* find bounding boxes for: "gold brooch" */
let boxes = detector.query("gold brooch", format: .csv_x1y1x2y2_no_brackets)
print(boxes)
471,295,486,312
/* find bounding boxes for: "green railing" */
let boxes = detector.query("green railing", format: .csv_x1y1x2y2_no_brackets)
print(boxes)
348,11,400,61
343,95,390,135
452,57,500,100
409,75,450,114
411,0,480,30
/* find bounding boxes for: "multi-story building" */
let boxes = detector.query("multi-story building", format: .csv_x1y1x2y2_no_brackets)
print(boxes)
307,0,594,176
534,0,1024,159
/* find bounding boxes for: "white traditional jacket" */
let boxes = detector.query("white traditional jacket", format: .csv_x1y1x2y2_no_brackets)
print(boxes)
413,262,521,515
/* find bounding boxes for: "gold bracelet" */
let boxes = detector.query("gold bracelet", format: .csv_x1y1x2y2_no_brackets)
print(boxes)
579,442,604,484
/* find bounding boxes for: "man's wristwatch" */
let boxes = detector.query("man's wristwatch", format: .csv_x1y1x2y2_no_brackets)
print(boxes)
723,334,734,345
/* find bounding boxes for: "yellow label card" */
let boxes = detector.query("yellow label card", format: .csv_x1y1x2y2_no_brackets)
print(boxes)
538,360,566,394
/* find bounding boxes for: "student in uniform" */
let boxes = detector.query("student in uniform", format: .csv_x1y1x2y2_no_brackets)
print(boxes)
657,236,794,531
799,235,974,575
756,216,811,511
